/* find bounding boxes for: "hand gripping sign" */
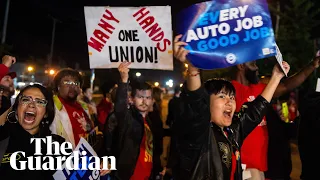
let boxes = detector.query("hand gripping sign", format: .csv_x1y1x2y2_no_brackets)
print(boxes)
177,0,277,70
84,6,173,70
53,138,115,180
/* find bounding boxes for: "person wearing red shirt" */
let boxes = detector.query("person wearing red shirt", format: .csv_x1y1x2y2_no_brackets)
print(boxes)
50,69,98,149
97,85,114,131
232,57,320,179
113,62,163,180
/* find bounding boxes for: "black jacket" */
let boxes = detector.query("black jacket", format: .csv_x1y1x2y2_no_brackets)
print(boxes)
0,123,65,180
103,112,119,157
298,91,320,179
114,83,162,180
173,86,269,180
166,96,181,128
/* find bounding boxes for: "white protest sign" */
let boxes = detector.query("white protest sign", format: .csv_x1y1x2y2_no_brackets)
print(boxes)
315,51,320,92
84,6,173,70
275,44,287,77
53,138,100,180
315,78,320,92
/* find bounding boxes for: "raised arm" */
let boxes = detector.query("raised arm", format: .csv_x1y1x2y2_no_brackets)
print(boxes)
0,107,11,126
174,35,201,91
114,62,131,122
0,55,16,80
274,57,319,98
262,61,290,102
239,62,290,138
173,35,210,141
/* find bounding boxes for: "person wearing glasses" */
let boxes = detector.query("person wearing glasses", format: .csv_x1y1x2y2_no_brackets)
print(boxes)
0,84,64,179
49,68,99,149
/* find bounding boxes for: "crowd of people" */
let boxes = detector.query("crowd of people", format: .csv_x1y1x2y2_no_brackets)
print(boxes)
0,33,319,180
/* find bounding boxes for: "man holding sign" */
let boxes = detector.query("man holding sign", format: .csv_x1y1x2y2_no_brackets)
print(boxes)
113,62,163,180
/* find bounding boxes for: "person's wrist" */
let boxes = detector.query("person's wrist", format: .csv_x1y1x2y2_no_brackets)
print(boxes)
272,73,284,81
312,62,319,69
187,71,200,77
187,63,198,72
121,78,128,83
311,57,319,68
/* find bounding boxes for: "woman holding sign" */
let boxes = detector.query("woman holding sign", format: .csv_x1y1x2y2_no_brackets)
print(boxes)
171,35,290,180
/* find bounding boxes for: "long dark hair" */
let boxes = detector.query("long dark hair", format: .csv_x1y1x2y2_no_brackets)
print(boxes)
8,84,55,137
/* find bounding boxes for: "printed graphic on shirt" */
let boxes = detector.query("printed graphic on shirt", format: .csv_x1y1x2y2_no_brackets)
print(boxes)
247,95,255,102
259,119,267,126
144,123,153,163
73,111,91,132
218,142,231,168
2,153,22,163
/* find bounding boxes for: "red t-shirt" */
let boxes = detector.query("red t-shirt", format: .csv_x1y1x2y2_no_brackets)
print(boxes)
130,118,153,180
97,98,113,126
231,81,268,171
59,97,93,145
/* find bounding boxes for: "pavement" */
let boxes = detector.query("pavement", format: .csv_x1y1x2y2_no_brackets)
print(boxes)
290,143,301,180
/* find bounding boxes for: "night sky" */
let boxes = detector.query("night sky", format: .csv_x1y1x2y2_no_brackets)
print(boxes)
1,0,320,87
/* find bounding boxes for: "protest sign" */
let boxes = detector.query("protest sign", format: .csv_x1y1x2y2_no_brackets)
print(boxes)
84,6,173,70
177,0,276,69
275,44,287,76
53,138,101,180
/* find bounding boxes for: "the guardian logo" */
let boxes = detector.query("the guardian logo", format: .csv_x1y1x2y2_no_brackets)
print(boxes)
9,136,116,171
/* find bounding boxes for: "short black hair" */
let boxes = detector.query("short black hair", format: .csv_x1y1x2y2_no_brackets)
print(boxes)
131,82,152,97
53,68,83,92
204,78,236,96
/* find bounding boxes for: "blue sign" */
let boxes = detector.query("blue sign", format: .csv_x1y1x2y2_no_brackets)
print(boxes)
177,0,276,70
61,144,100,180
53,138,109,180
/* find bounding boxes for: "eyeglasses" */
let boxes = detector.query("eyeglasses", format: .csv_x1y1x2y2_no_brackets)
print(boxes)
19,96,48,107
62,81,80,87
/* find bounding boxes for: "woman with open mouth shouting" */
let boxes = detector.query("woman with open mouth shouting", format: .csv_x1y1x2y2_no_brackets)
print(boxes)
0,84,64,180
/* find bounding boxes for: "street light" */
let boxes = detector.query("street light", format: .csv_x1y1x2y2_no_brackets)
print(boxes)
154,82,159,87
136,72,141,77
49,69,55,76
180,83,183,87
27,66,34,72
166,79,173,88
